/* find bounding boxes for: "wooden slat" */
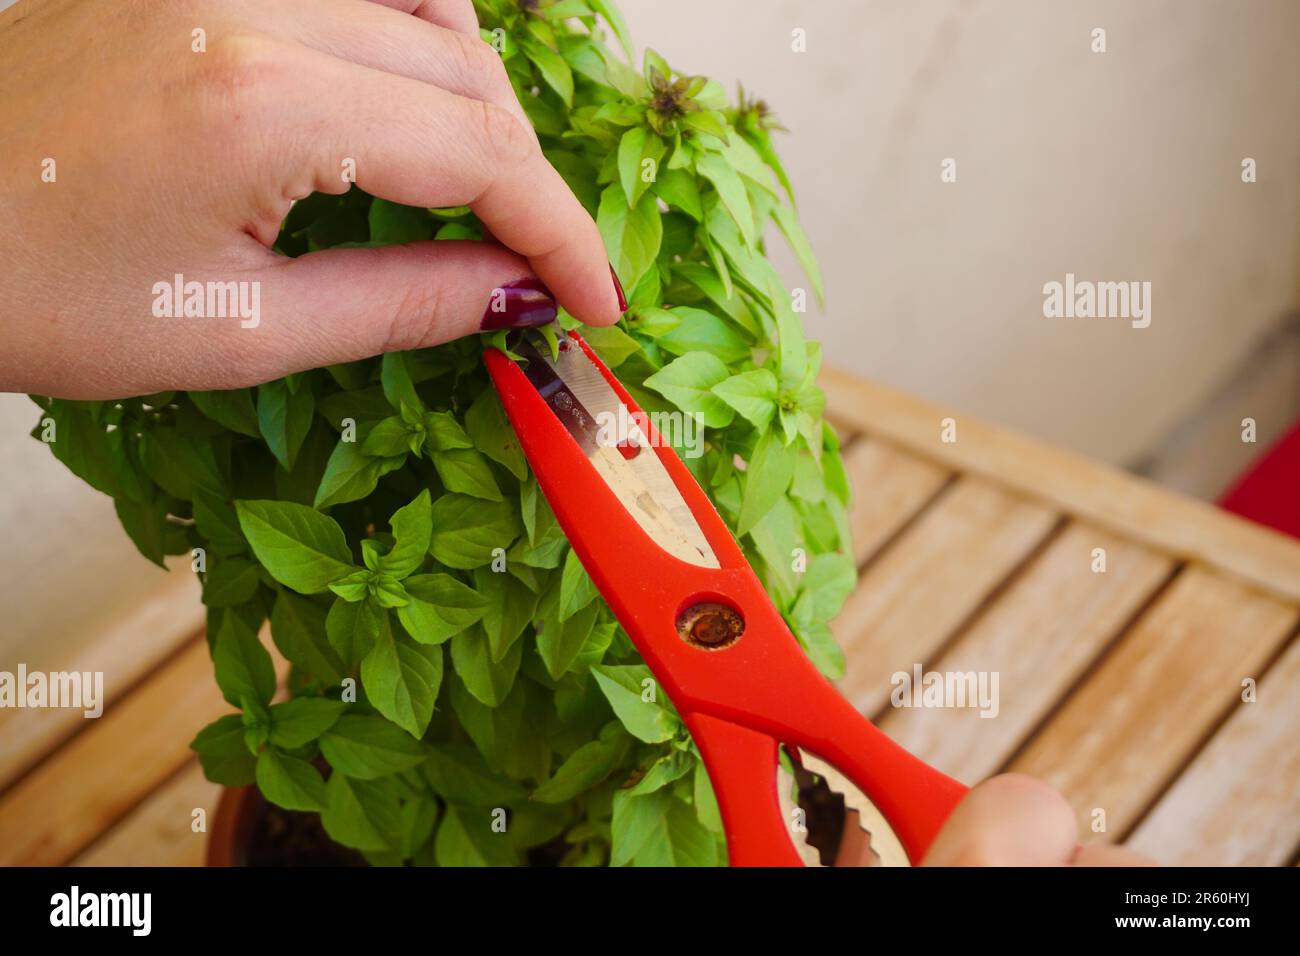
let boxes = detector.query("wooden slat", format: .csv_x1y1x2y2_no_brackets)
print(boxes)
821,367,1300,603
0,637,228,865
1125,633,1300,865
1009,566,1299,841
842,437,951,566
75,761,219,867
879,522,1173,783
0,567,203,791
834,477,1057,716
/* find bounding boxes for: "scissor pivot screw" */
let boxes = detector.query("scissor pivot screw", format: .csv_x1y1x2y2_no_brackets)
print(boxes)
677,603,744,650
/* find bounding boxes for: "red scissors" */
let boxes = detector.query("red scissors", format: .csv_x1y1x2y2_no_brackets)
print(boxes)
486,329,967,866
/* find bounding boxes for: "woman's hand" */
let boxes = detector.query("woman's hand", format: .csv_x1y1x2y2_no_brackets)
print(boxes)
922,774,1157,866
0,0,623,399
836,774,1157,866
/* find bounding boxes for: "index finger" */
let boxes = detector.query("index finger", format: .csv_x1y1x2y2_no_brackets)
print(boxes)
357,1,622,323
362,0,480,34
268,45,622,326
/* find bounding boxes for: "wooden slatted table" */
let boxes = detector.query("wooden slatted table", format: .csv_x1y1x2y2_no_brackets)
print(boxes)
2,368,1298,867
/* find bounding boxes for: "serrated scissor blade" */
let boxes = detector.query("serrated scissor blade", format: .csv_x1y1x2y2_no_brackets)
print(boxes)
513,330,719,570
799,752,911,867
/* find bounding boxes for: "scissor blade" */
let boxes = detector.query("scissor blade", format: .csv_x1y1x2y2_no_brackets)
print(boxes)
799,752,910,867
512,331,719,570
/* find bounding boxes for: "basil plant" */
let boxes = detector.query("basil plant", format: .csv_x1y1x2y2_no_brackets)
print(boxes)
30,0,855,866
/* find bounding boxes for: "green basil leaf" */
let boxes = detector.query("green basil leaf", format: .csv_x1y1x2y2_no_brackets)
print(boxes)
236,499,354,593
113,496,170,568
422,743,526,806
428,494,522,569
682,109,730,144
521,36,574,106
202,556,261,608
380,351,424,416
737,430,796,536
588,0,635,60
319,714,428,779
270,591,347,685
538,601,598,680
433,448,502,501
772,201,824,304
610,789,717,866
653,167,703,220
396,573,488,645
326,595,383,665
320,773,401,853
450,627,522,707
360,416,416,458
597,184,662,294
627,749,694,796
257,378,315,471
531,733,626,804
256,748,327,812
657,306,750,365
794,552,857,623
693,761,724,832
190,714,257,786
380,489,432,578
580,324,641,368
697,151,757,247
434,804,517,866
368,199,433,245
42,401,150,504
314,440,405,509
712,368,778,428
472,569,538,661
465,388,527,480
557,547,599,622
591,664,678,743
748,495,803,606
267,697,347,748
643,352,734,428
190,389,261,438
361,612,443,738
424,410,473,452
212,612,276,708
140,427,223,500
193,488,246,557
795,620,845,680
617,125,666,206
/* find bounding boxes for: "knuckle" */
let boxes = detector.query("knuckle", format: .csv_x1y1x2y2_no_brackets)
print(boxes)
385,261,447,352
451,32,505,92
477,100,534,169
191,34,287,116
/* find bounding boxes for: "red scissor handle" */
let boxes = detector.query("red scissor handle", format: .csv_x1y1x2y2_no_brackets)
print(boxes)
486,335,968,865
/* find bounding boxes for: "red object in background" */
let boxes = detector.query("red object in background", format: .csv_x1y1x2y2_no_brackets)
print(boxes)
1219,420,1300,540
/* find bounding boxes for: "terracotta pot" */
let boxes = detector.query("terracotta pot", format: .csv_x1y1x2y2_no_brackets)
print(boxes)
207,786,260,867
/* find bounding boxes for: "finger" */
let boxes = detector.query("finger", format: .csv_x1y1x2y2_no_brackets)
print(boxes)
264,0,535,144
254,43,620,326
922,774,1079,866
833,809,877,867
187,241,557,389
256,241,557,374
1071,844,1159,867
362,0,480,34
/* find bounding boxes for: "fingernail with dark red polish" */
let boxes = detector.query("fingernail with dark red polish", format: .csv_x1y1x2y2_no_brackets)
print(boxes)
480,278,557,331
610,264,627,313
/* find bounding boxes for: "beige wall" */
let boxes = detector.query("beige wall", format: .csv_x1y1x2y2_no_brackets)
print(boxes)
625,0,1300,464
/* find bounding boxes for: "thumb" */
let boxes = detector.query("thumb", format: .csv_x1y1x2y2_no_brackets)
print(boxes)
922,774,1079,866
241,240,557,384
